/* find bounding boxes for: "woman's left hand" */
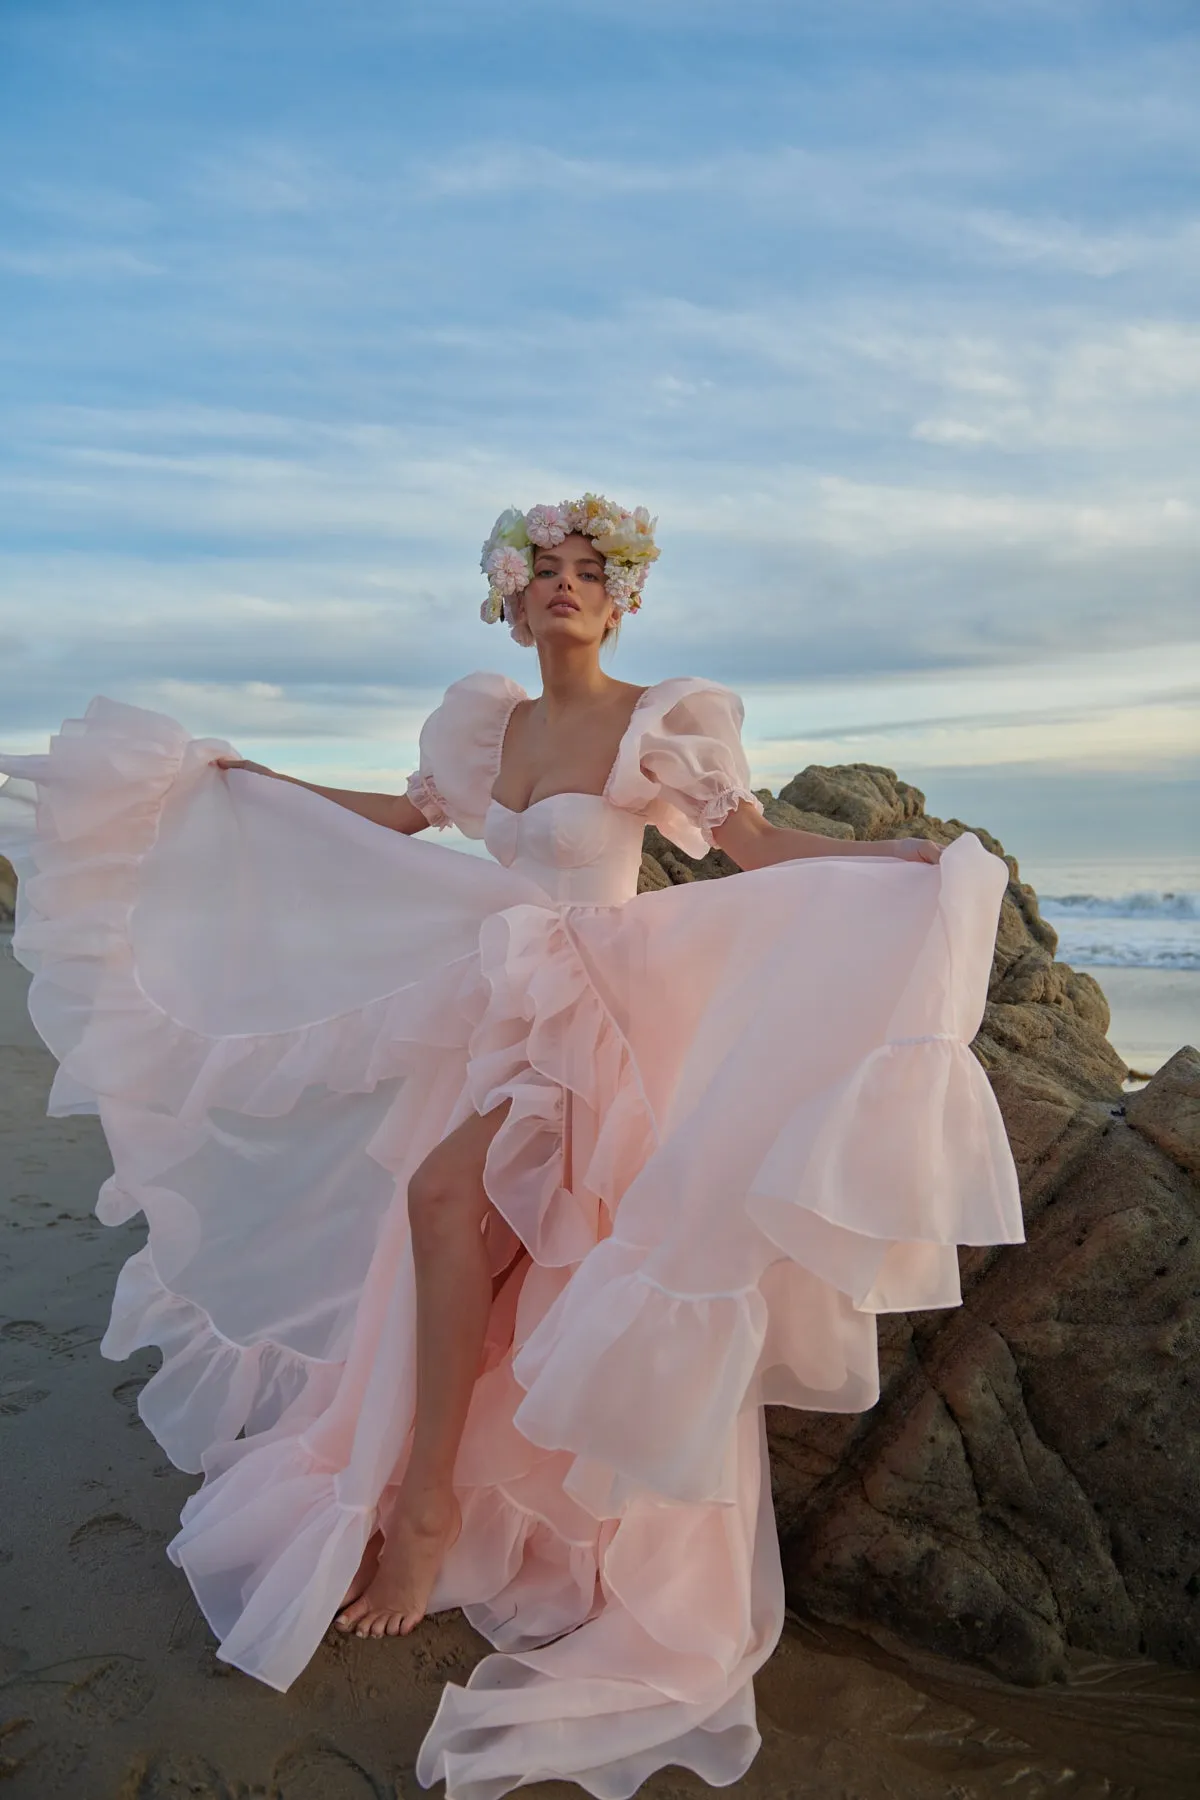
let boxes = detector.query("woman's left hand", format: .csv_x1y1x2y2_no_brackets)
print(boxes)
888,837,943,864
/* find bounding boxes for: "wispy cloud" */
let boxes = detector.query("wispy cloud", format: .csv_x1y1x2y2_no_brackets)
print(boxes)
1,0,1197,858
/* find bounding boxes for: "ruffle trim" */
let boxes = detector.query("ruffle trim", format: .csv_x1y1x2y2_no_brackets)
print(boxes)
405,768,453,830
167,1416,603,1692
466,902,658,1268
101,1246,343,1474
696,784,765,849
0,697,484,1471
503,1033,1023,1513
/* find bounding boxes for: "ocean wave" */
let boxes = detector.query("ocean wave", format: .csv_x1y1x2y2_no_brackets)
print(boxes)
1039,890,1200,970
1041,890,1200,921
1051,936,1200,971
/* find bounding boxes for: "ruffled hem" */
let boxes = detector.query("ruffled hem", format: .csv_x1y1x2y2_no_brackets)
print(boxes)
504,1027,1022,1513
415,1655,762,1800
416,1405,783,1800
0,696,531,1472
168,1437,376,1693
100,1245,344,1473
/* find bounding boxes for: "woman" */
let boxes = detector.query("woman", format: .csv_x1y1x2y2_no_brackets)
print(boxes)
0,494,1022,1800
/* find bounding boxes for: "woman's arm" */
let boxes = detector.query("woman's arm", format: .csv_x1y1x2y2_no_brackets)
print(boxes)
212,758,430,836
711,802,942,870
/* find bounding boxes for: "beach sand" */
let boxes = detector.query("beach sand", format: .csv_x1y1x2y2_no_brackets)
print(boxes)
1092,967,1200,1078
2,945,1197,1799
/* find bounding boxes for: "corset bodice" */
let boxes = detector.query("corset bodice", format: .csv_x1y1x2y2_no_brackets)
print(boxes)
482,794,648,905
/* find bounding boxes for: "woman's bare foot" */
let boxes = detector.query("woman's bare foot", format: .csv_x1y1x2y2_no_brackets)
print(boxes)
334,1490,462,1639
333,1528,384,1624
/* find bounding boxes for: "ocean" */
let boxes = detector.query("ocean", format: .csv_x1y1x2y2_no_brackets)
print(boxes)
1018,853,1199,1077
1021,853,1200,972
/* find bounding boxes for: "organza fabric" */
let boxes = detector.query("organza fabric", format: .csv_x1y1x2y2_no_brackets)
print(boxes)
0,671,1023,1800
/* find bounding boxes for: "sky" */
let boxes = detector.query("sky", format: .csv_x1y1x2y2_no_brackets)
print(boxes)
1,0,1197,869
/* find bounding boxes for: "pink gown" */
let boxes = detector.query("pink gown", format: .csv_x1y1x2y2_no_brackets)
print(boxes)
0,670,1023,1799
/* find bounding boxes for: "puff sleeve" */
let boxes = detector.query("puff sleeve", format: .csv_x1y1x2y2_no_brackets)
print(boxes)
405,670,526,839
608,678,765,859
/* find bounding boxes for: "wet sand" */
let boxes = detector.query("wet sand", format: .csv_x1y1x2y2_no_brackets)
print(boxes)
2,943,1198,1799
1092,966,1200,1077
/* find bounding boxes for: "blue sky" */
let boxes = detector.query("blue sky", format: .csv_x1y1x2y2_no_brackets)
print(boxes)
1,0,1197,865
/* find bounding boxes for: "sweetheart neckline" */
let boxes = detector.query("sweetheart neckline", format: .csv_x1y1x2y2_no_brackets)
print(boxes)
486,682,656,821
486,791,614,820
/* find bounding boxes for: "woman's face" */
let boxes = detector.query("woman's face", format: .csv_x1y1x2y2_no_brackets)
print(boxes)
521,533,617,644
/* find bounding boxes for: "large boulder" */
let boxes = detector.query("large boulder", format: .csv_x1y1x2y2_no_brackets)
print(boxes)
642,762,1199,1684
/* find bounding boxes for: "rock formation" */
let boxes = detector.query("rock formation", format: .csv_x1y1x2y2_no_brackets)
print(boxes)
639,763,1198,1685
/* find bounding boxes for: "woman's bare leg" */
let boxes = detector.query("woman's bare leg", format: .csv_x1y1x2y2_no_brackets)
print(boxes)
334,1097,512,1639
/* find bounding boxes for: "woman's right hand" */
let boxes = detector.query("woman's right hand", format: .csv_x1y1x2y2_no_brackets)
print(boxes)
212,756,275,778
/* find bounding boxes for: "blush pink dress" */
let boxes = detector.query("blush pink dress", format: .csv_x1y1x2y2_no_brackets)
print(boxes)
0,670,1023,1799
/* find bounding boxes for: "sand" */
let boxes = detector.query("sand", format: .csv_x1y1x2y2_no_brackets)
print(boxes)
2,943,1197,1799
1092,967,1200,1078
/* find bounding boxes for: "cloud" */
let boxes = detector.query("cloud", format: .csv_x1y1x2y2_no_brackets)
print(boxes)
0,246,162,279
1,0,1197,866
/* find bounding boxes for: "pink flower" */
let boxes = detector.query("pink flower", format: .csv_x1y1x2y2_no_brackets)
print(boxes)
524,504,568,548
486,545,532,595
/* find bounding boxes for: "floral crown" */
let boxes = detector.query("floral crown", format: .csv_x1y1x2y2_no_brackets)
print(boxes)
480,494,660,648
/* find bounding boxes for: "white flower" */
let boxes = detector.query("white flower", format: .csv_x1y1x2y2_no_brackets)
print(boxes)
479,506,530,573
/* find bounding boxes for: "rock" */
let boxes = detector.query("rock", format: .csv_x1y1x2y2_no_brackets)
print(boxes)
636,851,671,893
1126,1046,1200,1178
641,758,1198,1684
778,762,926,838
756,790,855,842
0,853,14,924
778,1113,1200,1681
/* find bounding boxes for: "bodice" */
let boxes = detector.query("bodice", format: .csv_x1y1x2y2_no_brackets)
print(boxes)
482,793,648,905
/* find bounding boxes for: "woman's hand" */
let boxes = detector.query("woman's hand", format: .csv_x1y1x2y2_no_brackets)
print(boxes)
212,756,275,778
887,836,943,864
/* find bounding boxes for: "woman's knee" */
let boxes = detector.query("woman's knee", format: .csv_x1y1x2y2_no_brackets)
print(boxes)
407,1160,484,1244
407,1102,510,1244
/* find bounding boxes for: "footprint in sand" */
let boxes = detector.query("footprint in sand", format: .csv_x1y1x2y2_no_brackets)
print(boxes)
0,1382,49,1417
112,1374,150,1424
4,1729,87,1791
115,1750,230,1799
68,1511,156,1578
0,1319,90,1361
0,1717,33,1782
270,1741,383,1800
65,1655,156,1724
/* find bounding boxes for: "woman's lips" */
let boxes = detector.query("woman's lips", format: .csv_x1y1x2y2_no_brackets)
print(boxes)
550,601,578,613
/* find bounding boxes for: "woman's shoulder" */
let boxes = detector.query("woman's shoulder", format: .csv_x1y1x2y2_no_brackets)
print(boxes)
438,669,528,710
632,673,746,727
